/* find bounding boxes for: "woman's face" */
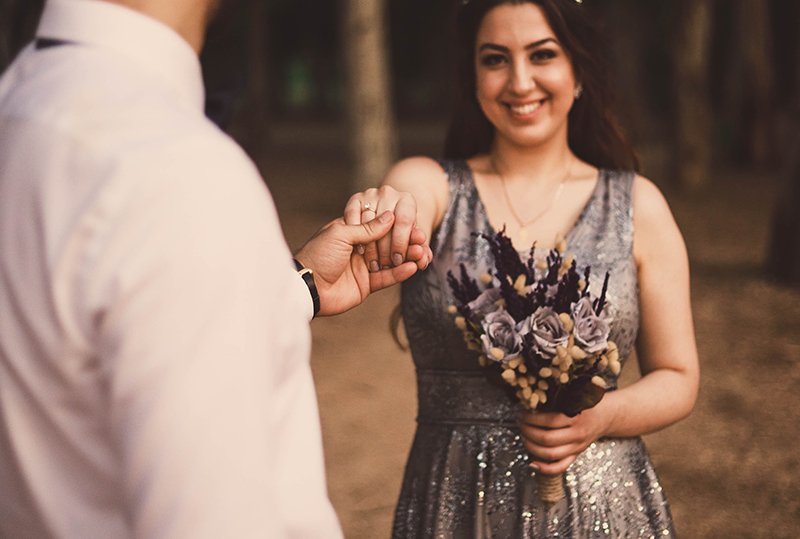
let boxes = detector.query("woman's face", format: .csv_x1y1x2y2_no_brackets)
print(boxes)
474,2,578,150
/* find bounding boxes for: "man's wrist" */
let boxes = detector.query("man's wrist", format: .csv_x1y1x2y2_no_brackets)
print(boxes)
293,258,320,318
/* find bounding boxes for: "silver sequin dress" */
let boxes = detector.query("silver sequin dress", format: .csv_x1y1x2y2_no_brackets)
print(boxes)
393,160,676,538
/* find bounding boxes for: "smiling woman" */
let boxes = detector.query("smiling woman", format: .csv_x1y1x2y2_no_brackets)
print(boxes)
474,6,578,154
341,0,699,537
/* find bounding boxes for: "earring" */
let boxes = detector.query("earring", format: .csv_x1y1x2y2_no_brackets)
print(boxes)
574,84,583,100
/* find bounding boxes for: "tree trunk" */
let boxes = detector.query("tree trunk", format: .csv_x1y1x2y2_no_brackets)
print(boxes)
343,0,397,191
766,117,800,285
672,0,713,191
738,0,775,167
238,0,271,158
765,0,800,285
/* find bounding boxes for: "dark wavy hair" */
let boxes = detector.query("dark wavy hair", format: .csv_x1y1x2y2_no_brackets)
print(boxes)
443,0,639,172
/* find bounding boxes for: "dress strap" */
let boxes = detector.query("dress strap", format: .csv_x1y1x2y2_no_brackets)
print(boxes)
610,170,635,257
430,159,481,255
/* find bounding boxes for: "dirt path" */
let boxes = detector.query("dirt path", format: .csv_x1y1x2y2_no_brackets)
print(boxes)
261,123,800,539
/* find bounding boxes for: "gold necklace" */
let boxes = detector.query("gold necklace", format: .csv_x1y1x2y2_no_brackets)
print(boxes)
494,159,572,243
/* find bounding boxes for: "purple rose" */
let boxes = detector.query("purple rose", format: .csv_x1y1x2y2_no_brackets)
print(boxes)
520,307,569,358
467,287,502,319
480,310,522,362
571,297,612,353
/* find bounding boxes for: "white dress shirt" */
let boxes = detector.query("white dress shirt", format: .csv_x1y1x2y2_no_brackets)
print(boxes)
0,1,341,537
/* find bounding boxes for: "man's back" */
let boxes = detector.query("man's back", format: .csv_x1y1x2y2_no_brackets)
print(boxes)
0,1,340,537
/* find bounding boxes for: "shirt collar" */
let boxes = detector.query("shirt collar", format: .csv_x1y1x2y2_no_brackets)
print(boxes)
36,0,205,111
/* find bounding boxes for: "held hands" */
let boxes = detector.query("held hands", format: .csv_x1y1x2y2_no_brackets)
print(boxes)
344,186,433,273
518,402,615,475
294,209,430,317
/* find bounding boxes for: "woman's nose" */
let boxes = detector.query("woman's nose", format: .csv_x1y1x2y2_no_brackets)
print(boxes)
509,61,536,94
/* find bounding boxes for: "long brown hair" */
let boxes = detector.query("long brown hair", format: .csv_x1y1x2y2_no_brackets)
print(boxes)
443,0,639,172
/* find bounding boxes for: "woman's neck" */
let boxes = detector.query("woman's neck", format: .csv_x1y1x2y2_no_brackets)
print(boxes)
489,135,575,188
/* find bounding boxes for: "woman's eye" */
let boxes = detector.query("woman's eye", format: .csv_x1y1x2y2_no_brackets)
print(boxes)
531,49,557,62
479,54,506,67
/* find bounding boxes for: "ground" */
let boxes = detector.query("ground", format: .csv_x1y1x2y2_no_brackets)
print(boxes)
255,120,800,539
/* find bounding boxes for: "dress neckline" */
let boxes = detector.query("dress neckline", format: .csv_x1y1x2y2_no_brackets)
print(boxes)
461,160,605,252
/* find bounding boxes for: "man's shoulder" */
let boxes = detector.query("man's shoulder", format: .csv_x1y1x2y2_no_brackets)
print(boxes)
2,46,241,169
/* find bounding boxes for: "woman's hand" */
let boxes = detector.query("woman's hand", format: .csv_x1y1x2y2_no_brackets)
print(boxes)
518,399,617,475
344,185,432,272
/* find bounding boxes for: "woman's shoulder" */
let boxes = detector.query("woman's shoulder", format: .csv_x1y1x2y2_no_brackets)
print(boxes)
385,156,447,181
382,156,451,229
600,169,670,215
630,174,686,262
383,156,452,195
630,174,674,223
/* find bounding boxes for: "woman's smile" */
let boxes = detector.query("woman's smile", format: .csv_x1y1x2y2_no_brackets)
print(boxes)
505,99,546,119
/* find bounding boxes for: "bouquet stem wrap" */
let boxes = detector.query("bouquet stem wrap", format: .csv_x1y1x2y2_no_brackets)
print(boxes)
536,472,565,505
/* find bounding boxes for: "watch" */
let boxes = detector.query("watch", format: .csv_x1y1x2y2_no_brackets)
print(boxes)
293,258,320,318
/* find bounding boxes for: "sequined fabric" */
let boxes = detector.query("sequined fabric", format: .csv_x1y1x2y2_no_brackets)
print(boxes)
394,160,675,538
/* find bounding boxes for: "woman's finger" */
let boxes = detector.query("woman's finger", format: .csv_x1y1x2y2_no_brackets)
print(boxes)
343,196,364,226
531,454,577,476
523,437,580,464
519,411,573,430
361,232,380,273
519,423,576,448
386,194,417,266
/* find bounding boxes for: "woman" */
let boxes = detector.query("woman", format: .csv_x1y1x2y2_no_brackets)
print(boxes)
345,0,699,536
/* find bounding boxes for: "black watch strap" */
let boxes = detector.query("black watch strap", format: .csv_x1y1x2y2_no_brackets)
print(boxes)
293,259,320,318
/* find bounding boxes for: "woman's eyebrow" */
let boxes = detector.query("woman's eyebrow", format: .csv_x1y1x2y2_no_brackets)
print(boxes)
478,38,559,53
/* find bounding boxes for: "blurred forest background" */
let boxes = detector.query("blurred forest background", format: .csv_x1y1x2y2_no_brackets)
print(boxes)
2,0,799,537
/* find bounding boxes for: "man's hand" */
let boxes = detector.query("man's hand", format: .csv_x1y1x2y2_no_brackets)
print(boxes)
294,211,430,316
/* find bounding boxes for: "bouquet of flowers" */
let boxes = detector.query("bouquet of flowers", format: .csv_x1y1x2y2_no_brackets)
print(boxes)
447,229,620,504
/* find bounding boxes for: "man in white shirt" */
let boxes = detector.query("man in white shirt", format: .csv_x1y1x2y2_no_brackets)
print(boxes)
0,0,429,537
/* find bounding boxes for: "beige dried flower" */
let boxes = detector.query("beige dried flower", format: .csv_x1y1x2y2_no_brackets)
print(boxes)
569,345,588,360
609,359,621,375
455,316,466,330
514,274,527,295
558,312,574,332
535,389,548,404
528,393,540,409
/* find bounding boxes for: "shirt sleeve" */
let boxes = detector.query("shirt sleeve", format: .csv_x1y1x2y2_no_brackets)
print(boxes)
289,268,315,322
83,133,339,537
